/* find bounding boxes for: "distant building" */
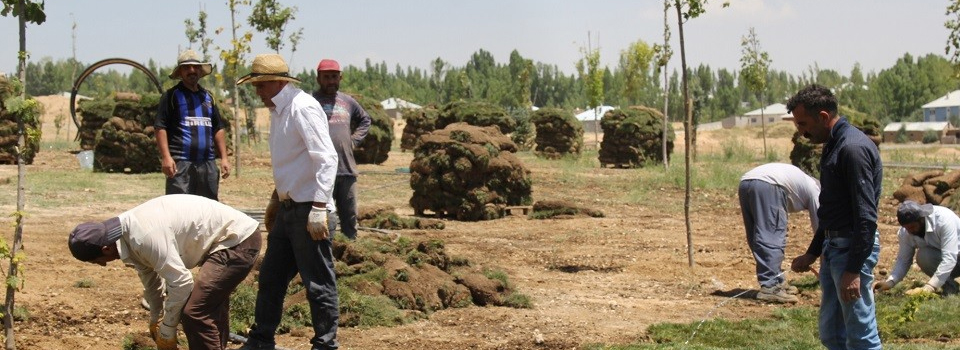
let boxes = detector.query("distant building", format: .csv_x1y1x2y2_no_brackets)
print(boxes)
882,121,952,143
711,103,790,129
742,103,790,127
380,97,422,120
575,105,615,133
921,90,960,122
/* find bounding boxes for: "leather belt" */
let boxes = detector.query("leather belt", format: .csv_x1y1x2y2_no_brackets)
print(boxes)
824,230,851,239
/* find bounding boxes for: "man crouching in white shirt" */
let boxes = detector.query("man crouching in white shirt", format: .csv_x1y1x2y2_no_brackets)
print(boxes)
874,200,960,296
68,194,262,350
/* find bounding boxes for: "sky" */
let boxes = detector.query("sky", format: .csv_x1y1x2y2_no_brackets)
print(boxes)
0,0,951,79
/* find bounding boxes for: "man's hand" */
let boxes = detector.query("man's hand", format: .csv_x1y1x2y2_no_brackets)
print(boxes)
840,272,861,302
220,161,231,179
905,284,936,296
154,322,178,350
161,156,177,178
873,280,895,292
791,254,818,274
264,192,279,232
307,206,329,241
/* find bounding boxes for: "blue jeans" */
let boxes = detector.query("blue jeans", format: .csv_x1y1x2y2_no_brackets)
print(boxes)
819,235,881,350
246,201,339,350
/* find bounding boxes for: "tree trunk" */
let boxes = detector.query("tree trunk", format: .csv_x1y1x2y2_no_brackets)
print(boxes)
675,0,694,268
6,2,28,348
760,95,768,157
661,0,670,171
230,6,241,178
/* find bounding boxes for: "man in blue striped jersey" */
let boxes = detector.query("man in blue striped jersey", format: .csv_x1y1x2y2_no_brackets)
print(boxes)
155,49,230,200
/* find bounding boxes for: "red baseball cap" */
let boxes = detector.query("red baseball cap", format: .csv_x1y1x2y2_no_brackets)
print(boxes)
317,59,341,72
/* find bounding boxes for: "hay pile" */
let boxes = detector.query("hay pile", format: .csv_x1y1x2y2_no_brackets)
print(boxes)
892,170,960,212
530,200,604,219
0,76,42,165
530,107,583,159
351,94,393,165
400,107,438,151
77,98,116,151
436,101,516,134
790,108,881,178
89,93,162,173
598,106,674,168
409,123,532,221
358,205,445,230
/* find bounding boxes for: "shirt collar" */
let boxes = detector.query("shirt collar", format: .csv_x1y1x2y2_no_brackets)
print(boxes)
271,83,299,111
825,117,848,149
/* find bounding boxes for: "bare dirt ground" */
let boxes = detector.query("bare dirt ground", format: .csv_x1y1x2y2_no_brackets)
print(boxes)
0,96,915,349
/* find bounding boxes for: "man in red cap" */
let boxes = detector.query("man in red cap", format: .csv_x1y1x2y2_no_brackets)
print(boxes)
68,194,261,350
313,59,371,240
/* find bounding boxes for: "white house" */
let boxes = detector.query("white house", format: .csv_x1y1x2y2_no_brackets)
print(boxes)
380,97,423,119
921,90,960,122
575,105,615,133
882,121,952,143
742,103,790,127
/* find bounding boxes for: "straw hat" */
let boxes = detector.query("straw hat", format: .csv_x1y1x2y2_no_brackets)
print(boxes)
169,49,213,79
236,54,301,85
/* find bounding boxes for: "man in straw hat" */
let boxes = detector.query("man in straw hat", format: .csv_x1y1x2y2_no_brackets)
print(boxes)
236,53,340,350
68,194,262,350
874,200,960,296
155,49,230,201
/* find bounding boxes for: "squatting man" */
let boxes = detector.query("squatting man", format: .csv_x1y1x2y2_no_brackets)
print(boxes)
874,200,960,296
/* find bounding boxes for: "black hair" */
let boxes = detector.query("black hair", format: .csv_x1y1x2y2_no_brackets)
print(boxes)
786,84,838,116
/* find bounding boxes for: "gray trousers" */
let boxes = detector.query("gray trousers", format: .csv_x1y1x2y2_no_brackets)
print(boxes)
916,246,960,281
739,179,788,288
166,159,220,201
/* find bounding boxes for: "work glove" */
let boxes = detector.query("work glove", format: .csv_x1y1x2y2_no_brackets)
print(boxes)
873,280,895,292
307,206,329,241
264,191,280,232
154,322,178,350
905,283,937,296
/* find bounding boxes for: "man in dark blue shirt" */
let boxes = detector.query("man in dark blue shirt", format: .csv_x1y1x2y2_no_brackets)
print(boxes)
788,84,882,350
155,49,230,200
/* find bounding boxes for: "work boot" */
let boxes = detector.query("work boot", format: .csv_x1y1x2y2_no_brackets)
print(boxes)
780,281,799,295
943,279,960,296
757,286,799,303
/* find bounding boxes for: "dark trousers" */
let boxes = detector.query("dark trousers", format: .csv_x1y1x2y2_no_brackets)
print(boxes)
247,201,339,350
166,159,220,201
332,175,358,240
182,230,261,350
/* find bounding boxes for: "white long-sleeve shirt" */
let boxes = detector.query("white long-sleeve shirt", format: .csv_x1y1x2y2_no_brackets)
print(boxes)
269,83,338,204
115,194,260,328
888,205,960,288
740,163,821,231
